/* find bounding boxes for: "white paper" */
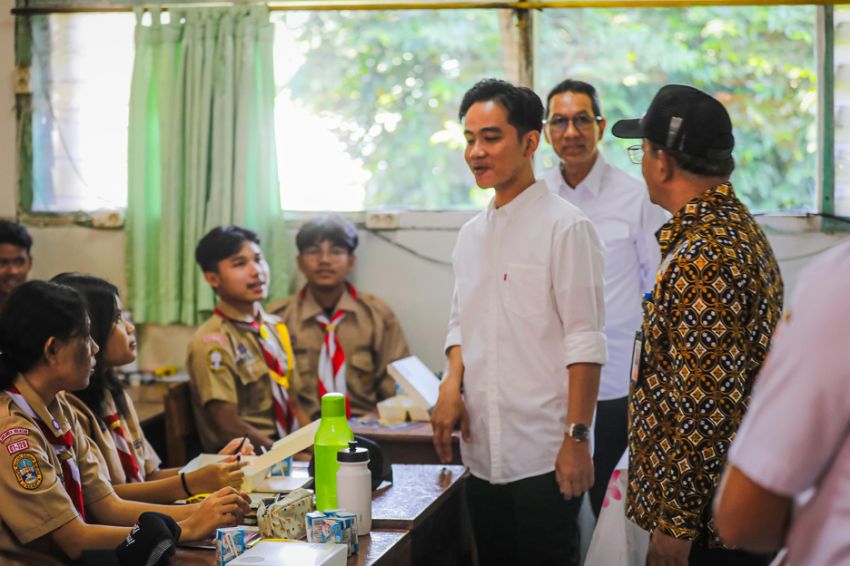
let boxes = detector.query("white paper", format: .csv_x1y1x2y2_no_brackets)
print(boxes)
242,420,321,490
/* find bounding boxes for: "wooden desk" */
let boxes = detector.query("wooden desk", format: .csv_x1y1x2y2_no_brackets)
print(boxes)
172,464,470,566
350,418,461,466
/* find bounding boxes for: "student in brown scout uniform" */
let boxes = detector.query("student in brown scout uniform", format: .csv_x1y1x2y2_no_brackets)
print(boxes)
0,281,249,565
0,220,33,307
269,214,410,421
54,274,253,504
188,225,306,452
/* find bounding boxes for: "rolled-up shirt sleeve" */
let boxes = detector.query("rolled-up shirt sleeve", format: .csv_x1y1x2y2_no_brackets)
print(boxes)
552,217,607,367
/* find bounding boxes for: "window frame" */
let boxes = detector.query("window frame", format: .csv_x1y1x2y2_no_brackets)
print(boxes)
12,1,845,229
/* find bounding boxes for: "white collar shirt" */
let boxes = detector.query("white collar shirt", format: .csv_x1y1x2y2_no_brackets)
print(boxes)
542,153,667,400
728,242,850,566
445,180,607,484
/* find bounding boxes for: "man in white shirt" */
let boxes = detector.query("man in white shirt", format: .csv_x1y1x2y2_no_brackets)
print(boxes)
431,78,607,565
542,79,666,516
715,241,850,566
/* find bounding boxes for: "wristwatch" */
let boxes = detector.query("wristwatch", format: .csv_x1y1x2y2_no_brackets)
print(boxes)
565,423,590,442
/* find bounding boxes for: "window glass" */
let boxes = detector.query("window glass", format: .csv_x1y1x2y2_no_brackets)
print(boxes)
273,9,504,211
536,6,818,214
835,6,850,217
31,13,135,212
26,8,818,214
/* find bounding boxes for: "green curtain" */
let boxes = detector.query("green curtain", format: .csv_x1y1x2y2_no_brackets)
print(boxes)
126,5,289,325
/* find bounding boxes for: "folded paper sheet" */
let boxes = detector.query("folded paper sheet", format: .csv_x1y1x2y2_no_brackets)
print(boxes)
242,420,321,492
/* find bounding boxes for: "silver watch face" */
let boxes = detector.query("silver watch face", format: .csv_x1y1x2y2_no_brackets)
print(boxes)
568,423,589,441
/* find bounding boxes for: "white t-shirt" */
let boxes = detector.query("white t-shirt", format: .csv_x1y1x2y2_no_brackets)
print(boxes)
543,153,667,400
728,241,850,566
445,180,607,484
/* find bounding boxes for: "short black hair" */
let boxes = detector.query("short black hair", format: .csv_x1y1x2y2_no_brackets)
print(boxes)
648,141,735,178
458,78,543,137
546,79,602,118
295,214,358,254
0,280,89,388
0,220,32,253
195,225,261,273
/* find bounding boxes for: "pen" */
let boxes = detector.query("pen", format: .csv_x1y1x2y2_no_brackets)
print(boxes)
232,435,248,455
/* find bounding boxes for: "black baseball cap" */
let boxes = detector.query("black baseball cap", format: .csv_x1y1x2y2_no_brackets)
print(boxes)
80,512,182,566
612,84,734,160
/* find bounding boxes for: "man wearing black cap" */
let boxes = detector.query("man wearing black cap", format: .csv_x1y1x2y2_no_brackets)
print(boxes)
612,85,783,565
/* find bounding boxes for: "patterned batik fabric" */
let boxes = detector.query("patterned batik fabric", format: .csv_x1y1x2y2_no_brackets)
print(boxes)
627,182,784,546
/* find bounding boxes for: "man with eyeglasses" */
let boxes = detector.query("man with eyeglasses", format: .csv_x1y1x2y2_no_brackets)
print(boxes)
270,214,410,421
542,79,667,517
612,84,783,566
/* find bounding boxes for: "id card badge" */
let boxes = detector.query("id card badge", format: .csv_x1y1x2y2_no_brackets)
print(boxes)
630,330,643,386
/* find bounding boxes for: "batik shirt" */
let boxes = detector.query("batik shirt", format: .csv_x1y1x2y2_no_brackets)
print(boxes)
627,182,783,546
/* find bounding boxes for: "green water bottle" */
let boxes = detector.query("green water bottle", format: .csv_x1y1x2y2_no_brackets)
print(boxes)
314,393,354,510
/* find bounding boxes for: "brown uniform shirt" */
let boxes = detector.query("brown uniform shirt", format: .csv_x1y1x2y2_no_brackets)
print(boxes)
269,286,410,421
0,375,114,565
187,301,297,452
67,391,162,485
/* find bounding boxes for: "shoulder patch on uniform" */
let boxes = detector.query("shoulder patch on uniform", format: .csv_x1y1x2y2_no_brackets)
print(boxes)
202,333,227,347
0,428,30,443
208,349,225,371
13,453,42,490
7,439,29,455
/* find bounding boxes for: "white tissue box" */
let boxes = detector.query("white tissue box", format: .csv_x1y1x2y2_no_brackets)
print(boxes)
228,541,346,565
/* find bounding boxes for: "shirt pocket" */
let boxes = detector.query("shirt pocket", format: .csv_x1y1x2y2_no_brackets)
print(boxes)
506,263,549,317
348,351,376,390
596,219,633,279
236,359,271,409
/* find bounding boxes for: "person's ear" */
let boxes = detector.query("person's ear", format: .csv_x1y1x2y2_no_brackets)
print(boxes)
597,117,607,142
658,149,675,182
295,255,307,275
43,337,58,364
203,271,221,290
524,131,541,158
347,253,357,274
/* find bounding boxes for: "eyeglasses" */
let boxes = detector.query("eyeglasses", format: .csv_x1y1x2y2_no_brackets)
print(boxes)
301,246,349,259
627,144,643,164
545,114,602,133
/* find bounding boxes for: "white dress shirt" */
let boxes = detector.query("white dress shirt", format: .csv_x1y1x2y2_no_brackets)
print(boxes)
542,153,666,400
728,242,850,566
445,180,607,484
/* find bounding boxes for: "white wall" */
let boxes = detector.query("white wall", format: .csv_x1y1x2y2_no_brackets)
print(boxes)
17,213,850,374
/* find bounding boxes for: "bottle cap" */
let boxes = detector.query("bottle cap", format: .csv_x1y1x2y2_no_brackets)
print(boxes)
337,441,369,463
321,393,346,418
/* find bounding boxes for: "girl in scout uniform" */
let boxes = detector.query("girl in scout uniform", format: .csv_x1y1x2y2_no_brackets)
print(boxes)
0,281,249,565
54,273,254,504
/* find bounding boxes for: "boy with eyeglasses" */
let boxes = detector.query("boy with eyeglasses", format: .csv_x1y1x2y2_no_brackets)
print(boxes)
542,79,667,517
269,215,410,421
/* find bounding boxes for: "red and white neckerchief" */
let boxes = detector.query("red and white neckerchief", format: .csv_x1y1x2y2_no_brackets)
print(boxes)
302,282,356,418
103,413,143,483
213,309,297,437
5,387,85,519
